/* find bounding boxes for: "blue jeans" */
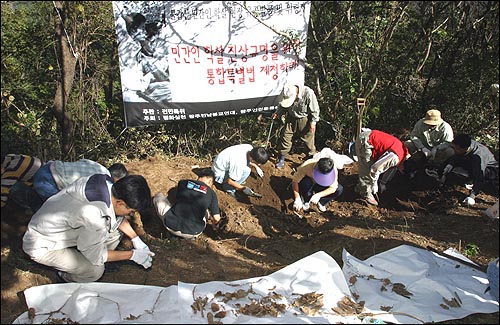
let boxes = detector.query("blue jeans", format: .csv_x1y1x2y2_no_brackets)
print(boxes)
299,176,343,205
220,167,251,193
9,181,44,212
32,163,59,201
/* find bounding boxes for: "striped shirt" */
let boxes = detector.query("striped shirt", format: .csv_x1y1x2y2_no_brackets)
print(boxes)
1,154,42,207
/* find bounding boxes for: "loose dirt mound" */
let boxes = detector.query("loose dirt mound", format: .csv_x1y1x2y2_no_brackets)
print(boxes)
1,154,498,324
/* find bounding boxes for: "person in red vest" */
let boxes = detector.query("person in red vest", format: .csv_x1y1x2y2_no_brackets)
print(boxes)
354,129,411,206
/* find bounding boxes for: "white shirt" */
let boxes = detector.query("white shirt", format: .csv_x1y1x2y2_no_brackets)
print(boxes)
212,144,252,183
23,174,117,266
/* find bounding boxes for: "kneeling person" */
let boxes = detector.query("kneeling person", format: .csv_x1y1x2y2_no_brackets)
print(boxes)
292,157,343,213
436,134,498,206
23,174,153,283
153,168,221,239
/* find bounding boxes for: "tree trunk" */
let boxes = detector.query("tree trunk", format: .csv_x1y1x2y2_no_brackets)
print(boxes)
53,1,77,157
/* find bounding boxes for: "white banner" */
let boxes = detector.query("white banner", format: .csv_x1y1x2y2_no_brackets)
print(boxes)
112,1,310,126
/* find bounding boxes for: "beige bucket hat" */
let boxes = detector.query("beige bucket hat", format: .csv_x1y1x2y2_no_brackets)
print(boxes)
423,109,443,126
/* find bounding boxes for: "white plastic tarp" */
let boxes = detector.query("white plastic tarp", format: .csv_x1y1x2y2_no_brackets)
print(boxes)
342,245,498,323
13,245,498,324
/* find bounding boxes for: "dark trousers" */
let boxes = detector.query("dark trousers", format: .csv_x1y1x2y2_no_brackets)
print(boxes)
440,155,499,195
9,181,43,212
299,176,343,205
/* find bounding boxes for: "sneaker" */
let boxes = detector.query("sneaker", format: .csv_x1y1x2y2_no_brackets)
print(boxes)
317,202,327,212
56,271,70,283
276,155,286,169
365,195,379,206
465,183,473,190
153,193,171,216
303,202,310,212
425,168,440,180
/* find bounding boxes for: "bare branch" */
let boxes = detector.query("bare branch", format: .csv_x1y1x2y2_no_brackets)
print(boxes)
364,77,378,99
416,39,432,74
1,99,26,127
233,1,310,68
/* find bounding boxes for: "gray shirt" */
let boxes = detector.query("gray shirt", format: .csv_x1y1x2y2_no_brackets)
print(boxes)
409,119,454,150
276,85,320,124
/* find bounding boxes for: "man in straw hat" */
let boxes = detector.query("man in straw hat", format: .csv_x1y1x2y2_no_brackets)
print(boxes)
404,108,455,169
291,157,343,213
356,129,411,206
272,83,320,169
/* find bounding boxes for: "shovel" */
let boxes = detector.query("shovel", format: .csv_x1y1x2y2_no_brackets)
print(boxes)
265,118,275,149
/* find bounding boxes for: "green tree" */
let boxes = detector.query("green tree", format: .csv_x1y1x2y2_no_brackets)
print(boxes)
1,1,498,162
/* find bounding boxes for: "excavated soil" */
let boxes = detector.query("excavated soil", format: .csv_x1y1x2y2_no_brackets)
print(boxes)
1,154,498,323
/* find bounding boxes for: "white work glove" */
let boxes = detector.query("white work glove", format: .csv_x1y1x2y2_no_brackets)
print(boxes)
421,148,431,158
131,236,149,251
255,166,264,178
462,196,476,206
130,249,155,269
242,187,254,196
309,193,322,205
443,164,453,175
293,197,303,211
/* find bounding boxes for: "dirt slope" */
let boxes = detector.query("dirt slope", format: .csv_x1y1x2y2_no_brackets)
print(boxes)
1,154,498,324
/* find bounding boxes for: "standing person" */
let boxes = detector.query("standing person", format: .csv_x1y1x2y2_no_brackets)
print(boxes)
272,83,320,169
404,108,455,168
291,157,343,213
356,129,411,206
22,174,153,283
32,159,128,202
212,144,269,197
430,134,498,206
153,168,221,239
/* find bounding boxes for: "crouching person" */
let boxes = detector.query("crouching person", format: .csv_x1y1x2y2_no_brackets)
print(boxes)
153,168,221,239
433,134,498,206
292,157,343,213
23,174,153,283
355,129,410,206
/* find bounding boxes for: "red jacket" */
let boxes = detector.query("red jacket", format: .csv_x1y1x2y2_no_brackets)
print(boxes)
369,130,408,165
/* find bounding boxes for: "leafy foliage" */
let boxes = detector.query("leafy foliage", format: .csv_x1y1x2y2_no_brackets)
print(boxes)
1,1,498,163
